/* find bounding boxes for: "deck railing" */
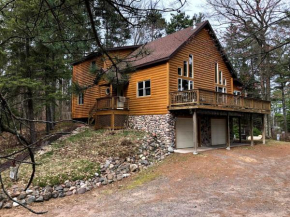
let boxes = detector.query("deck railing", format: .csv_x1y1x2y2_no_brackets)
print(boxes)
88,96,129,126
169,89,271,113
89,96,129,115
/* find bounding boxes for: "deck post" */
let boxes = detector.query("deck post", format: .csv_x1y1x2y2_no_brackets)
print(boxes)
111,113,115,131
193,110,198,155
262,114,266,145
226,112,231,150
250,113,254,146
238,117,242,143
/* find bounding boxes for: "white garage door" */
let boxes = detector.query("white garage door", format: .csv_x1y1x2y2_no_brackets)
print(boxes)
176,118,193,149
211,118,226,145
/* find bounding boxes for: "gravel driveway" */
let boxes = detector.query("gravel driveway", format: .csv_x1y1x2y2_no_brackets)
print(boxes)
2,141,290,217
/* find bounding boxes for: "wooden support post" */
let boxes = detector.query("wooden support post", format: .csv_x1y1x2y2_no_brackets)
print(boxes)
111,97,114,109
226,112,231,150
239,117,242,143
193,110,198,155
250,113,254,146
111,113,115,131
196,89,200,105
262,114,266,145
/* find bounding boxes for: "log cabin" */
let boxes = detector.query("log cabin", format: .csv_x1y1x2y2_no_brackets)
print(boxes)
72,21,270,151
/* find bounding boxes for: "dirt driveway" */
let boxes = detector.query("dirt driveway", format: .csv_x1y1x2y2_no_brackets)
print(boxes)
1,141,290,217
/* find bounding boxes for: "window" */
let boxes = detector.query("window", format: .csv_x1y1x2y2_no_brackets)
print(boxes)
216,86,226,93
234,90,241,96
178,78,193,91
189,55,193,78
178,79,182,91
78,92,84,105
215,63,218,83
189,80,193,90
223,78,227,86
178,67,182,76
219,71,222,84
183,61,188,77
105,87,110,95
137,80,151,97
90,61,97,73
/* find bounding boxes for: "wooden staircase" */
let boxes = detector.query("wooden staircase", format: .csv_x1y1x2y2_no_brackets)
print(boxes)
88,101,98,125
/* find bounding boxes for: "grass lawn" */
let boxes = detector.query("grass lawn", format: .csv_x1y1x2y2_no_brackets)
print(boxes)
1,127,147,188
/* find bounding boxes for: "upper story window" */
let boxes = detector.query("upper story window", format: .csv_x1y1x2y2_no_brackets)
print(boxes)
90,61,97,73
219,71,222,84
178,78,193,91
189,54,193,78
178,67,182,76
183,61,188,77
138,80,151,97
78,92,84,105
216,86,226,93
215,63,218,83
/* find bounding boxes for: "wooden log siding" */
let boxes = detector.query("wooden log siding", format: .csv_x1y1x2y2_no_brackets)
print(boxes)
169,28,233,94
72,49,134,119
126,63,169,115
72,56,104,119
103,50,134,69
169,89,271,114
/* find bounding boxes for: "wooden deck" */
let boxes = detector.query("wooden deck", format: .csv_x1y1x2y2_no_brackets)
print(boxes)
169,89,271,114
88,96,130,129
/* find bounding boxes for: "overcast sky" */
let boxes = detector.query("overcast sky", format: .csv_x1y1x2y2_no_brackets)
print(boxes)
164,0,209,21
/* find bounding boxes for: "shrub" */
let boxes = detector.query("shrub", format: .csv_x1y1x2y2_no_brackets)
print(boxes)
253,127,261,136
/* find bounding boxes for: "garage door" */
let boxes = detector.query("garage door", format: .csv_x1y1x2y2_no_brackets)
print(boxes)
176,118,193,149
211,118,226,145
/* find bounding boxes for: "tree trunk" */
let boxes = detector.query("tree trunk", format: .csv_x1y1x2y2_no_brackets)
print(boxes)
46,102,52,134
25,38,36,144
27,89,36,143
281,84,288,136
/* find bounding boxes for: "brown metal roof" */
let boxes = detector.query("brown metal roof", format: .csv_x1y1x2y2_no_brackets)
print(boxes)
74,20,238,80
121,20,237,79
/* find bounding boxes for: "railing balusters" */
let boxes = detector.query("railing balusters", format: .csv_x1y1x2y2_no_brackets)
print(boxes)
169,89,270,113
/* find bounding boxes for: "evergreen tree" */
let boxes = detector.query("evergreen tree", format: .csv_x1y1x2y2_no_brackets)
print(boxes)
95,0,131,47
131,10,166,44
166,12,205,34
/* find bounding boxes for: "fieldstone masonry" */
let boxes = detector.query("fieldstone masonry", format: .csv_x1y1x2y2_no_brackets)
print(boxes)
200,115,212,147
0,132,174,209
128,114,175,146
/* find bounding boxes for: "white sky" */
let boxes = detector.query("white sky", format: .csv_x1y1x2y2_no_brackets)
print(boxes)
163,0,209,22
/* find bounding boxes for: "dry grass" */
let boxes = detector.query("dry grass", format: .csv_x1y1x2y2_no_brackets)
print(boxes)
1,128,147,188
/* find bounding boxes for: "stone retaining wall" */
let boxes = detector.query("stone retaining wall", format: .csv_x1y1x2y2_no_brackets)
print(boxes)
128,114,175,146
0,132,174,209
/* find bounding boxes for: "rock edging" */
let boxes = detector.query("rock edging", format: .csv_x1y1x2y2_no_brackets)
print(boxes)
0,132,174,209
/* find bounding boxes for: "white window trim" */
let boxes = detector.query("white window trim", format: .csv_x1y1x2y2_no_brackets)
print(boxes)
215,62,218,84
219,71,223,85
189,54,194,78
137,80,151,97
216,86,227,93
183,61,188,77
234,90,241,95
178,78,194,91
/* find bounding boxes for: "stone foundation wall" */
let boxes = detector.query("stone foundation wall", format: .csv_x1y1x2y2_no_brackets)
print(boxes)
200,116,211,146
128,114,175,146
